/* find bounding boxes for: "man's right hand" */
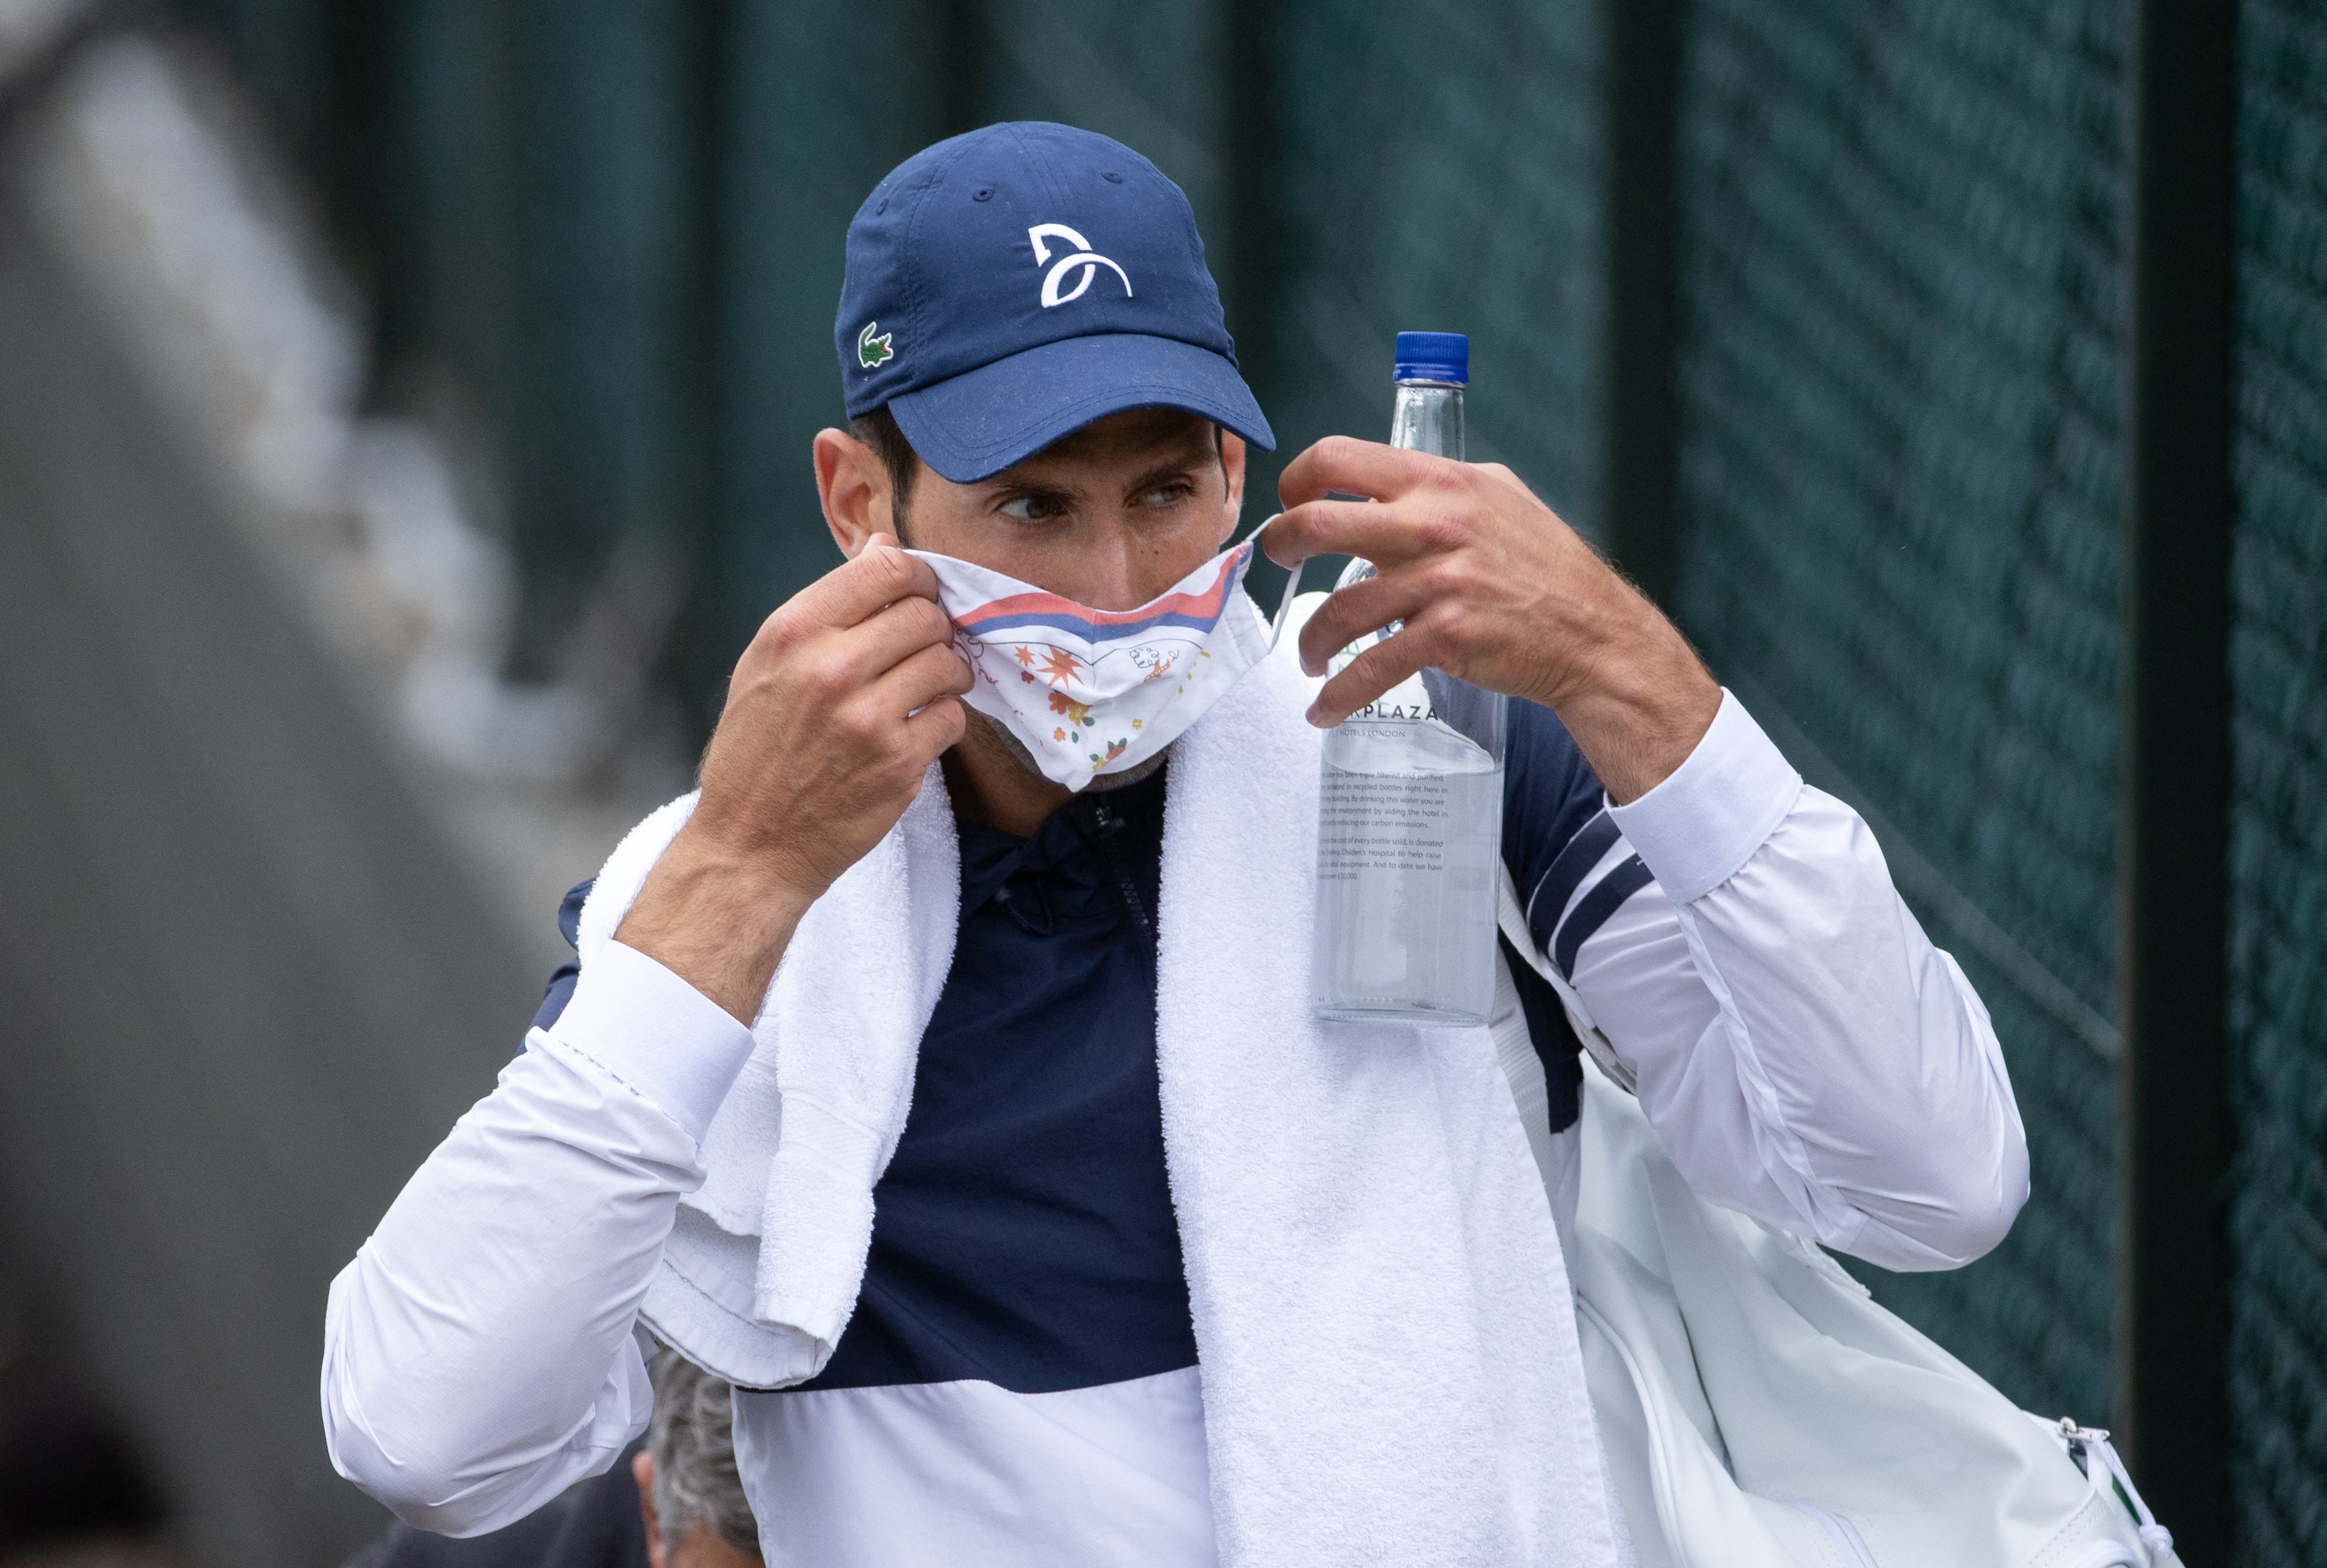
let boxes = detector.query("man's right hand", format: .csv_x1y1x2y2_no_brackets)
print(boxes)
615,534,971,1024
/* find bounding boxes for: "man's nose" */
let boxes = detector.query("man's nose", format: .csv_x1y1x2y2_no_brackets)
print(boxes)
1073,517,1156,612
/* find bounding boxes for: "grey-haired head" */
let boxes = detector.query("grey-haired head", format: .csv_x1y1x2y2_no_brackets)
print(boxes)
641,1351,760,1564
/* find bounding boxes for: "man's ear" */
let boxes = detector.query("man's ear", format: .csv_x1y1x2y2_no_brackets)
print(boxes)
813,427,894,559
633,1450,667,1568
1217,429,1247,546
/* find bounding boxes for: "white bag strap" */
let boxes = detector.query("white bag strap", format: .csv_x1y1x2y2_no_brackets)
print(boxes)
1496,865,1637,1095
2025,1416,2178,1565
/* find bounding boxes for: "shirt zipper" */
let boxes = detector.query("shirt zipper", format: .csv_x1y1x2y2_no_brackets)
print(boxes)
1089,800,1155,942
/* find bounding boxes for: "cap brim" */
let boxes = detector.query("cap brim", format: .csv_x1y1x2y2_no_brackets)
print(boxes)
886,333,1276,484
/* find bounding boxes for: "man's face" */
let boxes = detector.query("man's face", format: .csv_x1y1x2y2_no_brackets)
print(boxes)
896,407,1247,609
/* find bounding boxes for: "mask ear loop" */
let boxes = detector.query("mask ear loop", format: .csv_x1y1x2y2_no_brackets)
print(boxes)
1257,515,1313,653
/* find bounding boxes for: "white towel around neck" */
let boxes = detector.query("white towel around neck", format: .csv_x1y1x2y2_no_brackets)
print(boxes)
575,593,1616,1567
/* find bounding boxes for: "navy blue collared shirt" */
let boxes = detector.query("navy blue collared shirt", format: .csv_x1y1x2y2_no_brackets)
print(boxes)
805,766,1191,1392
536,700,1620,1397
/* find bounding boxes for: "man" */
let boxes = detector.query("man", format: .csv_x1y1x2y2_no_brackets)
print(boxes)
632,1355,760,1568
322,123,2027,1566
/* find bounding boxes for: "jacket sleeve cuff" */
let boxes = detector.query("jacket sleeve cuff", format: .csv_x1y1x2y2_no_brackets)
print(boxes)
540,940,757,1145
1605,688,1803,904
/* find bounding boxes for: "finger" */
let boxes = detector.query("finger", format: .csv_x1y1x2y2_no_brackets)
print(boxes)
801,539,942,628
1295,568,1432,677
897,693,969,762
1265,496,1448,571
1308,623,1441,728
1276,435,1456,510
866,638,975,719
834,592,958,684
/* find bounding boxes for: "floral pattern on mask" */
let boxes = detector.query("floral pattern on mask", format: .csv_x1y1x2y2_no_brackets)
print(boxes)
910,539,1275,792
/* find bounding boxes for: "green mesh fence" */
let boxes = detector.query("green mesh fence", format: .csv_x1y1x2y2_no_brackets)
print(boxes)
1669,0,2129,1422
679,3,961,725
1261,0,1606,541
2230,2,2327,1559
946,0,1609,605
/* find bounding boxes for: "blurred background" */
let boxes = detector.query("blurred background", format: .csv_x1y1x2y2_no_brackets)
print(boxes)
0,0,2313,1562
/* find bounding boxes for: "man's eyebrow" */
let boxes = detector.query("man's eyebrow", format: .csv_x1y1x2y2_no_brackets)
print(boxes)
980,469,1083,500
1122,448,1213,496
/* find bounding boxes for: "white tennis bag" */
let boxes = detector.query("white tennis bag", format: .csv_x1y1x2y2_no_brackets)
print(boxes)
1494,883,2183,1568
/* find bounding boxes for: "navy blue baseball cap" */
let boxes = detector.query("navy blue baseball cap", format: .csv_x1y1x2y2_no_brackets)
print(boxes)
834,122,1274,483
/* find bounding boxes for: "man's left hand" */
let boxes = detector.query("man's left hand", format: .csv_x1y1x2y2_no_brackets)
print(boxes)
1263,436,1721,803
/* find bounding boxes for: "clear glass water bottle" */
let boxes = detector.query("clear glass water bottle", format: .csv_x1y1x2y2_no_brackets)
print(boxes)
1310,332,1507,1026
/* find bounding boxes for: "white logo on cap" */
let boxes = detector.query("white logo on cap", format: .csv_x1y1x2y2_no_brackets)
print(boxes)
1027,223,1132,308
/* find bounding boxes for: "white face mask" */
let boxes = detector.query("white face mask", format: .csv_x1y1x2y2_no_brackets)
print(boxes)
908,534,1294,791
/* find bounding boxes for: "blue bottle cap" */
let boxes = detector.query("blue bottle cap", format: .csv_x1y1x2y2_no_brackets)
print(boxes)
1393,331,1468,384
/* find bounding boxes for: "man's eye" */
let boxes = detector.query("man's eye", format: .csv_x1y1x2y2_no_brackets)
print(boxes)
999,494,1066,521
1137,482,1195,508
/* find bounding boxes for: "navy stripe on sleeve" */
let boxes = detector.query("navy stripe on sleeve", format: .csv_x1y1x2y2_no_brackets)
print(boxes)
1499,934,1586,1134
1524,811,1620,953
1553,854,1655,979
1499,701,1610,1133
